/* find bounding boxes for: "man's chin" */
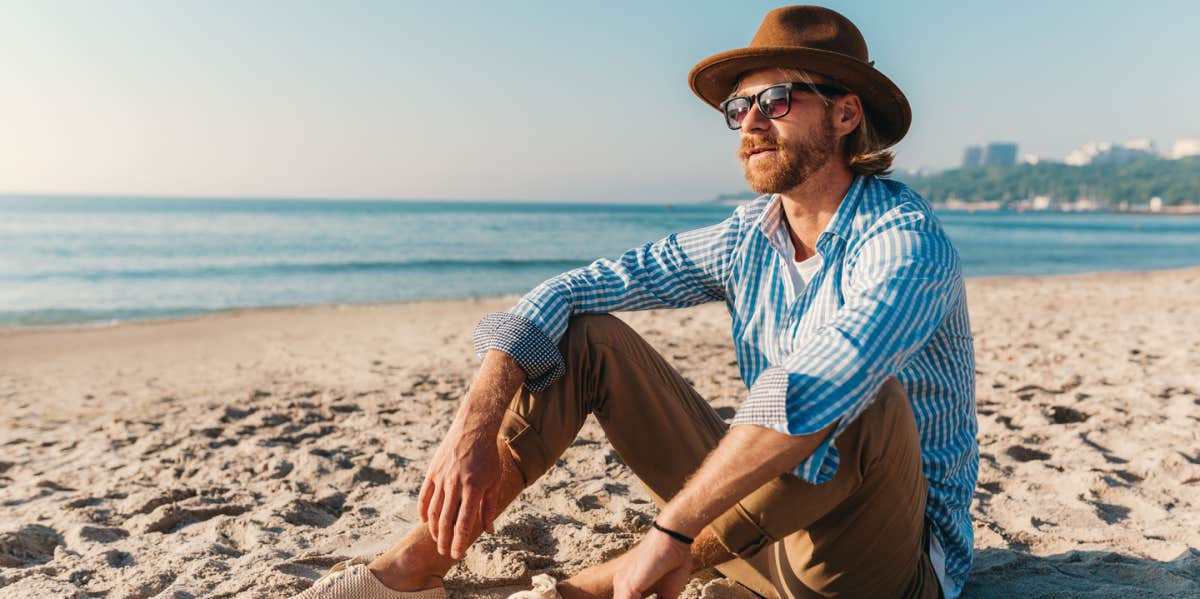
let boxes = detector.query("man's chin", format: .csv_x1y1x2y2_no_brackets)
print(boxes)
742,166,786,195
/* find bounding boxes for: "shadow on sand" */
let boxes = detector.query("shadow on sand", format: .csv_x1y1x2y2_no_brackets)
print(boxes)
962,547,1200,598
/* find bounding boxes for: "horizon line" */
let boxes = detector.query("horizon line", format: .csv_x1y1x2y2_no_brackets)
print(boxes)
0,190,724,206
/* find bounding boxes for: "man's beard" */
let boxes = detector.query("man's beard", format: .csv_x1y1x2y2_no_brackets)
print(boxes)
738,114,837,194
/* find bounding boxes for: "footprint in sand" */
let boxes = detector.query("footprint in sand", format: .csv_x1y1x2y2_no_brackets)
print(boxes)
1079,432,1130,465
102,549,134,568
142,502,251,534
352,465,393,486
1091,500,1132,524
1047,405,1089,424
281,497,344,528
1005,445,1051,462
75,525,130,544
0,524,61,567
996,415,1022,431
1111,470,1144,484
978,481,1004,494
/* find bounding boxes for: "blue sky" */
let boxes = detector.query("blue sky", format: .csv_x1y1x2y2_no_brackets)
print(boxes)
2,0,1198,202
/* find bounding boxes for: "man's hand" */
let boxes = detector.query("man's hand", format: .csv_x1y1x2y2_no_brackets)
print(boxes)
417,350,526,560
418,418,502,559
611,529,693,599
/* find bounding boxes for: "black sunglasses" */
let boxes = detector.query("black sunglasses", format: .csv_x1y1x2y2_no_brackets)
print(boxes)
720,82,846,130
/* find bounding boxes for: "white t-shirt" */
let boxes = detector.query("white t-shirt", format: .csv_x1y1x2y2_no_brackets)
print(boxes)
773,225,823,298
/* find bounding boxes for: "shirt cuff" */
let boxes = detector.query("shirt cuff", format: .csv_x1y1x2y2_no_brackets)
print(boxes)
729,365,842,484
730,366,790,432
472,312,566,393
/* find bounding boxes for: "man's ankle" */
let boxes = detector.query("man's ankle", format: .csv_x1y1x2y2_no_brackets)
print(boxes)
367,543,452,591
367,560,445,592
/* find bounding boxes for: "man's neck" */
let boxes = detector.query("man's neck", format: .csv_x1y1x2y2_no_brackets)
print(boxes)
775,161,855,262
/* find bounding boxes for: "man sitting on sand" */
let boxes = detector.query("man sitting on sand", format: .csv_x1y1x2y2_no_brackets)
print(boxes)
296,5,976,599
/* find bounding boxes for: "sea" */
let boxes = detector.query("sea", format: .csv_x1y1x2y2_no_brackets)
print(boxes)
3,195,1199,328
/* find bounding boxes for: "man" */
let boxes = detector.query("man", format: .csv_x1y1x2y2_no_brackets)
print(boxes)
296,5,976,599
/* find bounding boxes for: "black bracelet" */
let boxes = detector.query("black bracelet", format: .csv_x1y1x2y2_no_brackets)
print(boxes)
652,521,695,545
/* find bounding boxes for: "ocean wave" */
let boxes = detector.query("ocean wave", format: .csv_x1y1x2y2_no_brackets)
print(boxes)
5,257,595,282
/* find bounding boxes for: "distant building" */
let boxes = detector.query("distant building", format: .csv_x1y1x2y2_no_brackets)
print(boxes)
1065,140,1157,166
1062,197,1101,212
961,146,982,168
1169,138,1200,159
981,142,1018,166
1124,138,1156,152
960,143,1017,168
1065,142,1102,165
1011,195,1054,212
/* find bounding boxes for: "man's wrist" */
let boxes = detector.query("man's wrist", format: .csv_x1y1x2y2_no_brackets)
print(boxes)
652,521,695,545
654,507,704,540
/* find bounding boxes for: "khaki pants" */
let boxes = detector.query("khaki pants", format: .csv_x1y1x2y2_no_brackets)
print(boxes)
497,314,941,598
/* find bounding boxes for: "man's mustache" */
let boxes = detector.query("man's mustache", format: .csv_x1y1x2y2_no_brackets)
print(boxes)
738,135,780,161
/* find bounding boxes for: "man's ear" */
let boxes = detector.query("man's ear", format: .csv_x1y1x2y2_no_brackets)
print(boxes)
837,95,863,135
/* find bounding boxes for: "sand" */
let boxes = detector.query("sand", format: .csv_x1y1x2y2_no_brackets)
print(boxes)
1,268,1198,598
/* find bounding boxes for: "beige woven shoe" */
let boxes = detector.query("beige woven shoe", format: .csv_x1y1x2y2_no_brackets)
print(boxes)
505,574,562,599
290,557,446,599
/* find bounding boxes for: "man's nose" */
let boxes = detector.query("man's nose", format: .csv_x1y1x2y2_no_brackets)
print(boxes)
741,101,771,133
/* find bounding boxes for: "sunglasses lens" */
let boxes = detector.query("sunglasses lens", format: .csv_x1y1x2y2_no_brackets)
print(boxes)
723,98,751,129
759,86,791,119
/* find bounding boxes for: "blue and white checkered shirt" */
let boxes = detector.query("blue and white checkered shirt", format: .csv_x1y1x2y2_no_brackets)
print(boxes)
473,174,977,596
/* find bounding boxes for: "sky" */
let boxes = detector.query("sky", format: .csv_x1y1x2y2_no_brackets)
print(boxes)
2,0,1198,203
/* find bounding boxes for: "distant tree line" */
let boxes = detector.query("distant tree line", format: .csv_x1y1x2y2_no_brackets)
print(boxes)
904,156,1200,207
712,191,760,203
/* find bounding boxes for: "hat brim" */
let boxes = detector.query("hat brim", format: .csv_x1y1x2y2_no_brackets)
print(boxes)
689,47,911,146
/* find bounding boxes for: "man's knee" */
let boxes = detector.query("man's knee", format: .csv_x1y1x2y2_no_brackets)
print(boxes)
862,376,921,467
877,376,907,405
562,313,632,352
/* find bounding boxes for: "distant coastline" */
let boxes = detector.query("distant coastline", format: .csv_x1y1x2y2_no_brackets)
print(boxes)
710,191,1200,214
712,156,1200,214
909,155,1200,213
929,198,1200,215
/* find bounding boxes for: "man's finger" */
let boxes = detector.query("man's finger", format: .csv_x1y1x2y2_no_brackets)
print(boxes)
417,474,434,523
451,489,482,559
426,484,444,542
437,485,460,556
480,488,497,535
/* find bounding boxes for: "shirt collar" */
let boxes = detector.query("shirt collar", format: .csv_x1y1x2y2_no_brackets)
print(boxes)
753,174,867,247
823,174,867,242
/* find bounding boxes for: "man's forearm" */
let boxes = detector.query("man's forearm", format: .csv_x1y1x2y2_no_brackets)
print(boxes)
455,349,527,438
656,422,835,541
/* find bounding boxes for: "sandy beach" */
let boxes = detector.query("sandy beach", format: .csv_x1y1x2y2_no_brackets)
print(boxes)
2,268,1199,598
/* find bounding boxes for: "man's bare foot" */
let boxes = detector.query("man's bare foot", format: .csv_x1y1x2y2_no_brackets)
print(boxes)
367,528,456,591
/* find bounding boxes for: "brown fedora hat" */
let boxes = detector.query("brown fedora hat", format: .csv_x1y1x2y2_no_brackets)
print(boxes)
689,5,911,146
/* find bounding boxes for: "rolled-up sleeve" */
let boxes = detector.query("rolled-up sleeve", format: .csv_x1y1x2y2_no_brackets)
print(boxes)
472,311,566,392
731,205,965,483
472,205,746,391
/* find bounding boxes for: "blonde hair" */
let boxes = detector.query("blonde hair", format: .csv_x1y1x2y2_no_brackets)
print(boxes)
774,68,896,177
